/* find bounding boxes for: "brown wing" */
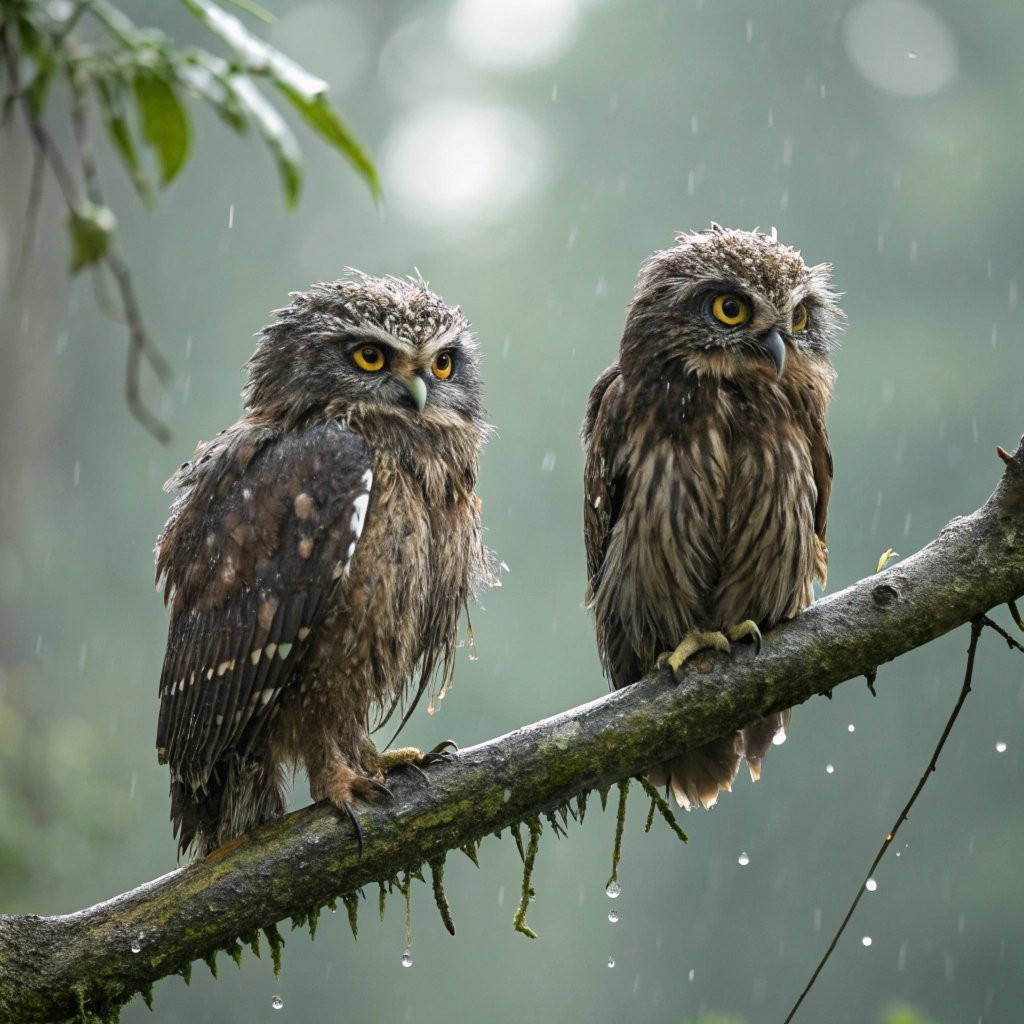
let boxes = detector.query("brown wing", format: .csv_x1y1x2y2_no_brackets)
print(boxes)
809,415,833,588
155,419,373,788
581,362,624,590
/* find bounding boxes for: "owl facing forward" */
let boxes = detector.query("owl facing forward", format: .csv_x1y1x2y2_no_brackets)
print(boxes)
582,225,842,810
156,274,494,857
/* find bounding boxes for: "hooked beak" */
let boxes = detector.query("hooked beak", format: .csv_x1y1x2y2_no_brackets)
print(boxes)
397,373,428,413
758,328,786,379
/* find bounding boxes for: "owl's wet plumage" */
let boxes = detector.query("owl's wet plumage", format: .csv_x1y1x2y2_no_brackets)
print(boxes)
156,275,494,857
582,226,841,810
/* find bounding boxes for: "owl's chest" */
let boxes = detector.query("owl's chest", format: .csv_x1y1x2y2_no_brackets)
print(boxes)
622,392,817,628
311,454,475,700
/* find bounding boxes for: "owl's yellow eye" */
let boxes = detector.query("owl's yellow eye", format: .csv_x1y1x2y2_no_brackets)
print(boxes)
431,351,454,380
353,345,385,372
710,293,751,327
793,302,809,332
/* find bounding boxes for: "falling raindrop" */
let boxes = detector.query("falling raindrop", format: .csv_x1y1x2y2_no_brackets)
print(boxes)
608,910,619,924
130,939,141,954
862,936,873,947
271,996,284,1010
907,50,918,59
738,852,750,866
607,957,616,969
540,452,557,472
996,741,1007,753
866,878,878,892
687,968,695,981
605,882,621,899
847,723,856,733
401,949,413,968
825,763,835,774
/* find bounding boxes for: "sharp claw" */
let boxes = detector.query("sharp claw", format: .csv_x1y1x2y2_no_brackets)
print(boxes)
342,803,364,860
367,778,394,800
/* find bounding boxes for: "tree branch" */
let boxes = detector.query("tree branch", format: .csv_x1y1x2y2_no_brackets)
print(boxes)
3,438,1024,1022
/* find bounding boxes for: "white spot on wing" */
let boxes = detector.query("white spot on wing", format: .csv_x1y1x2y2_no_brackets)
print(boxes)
264,643,277,660
350,492,370,537
297,626,310,641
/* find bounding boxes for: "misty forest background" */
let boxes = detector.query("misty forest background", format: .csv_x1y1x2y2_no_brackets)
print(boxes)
2,1,1023,1022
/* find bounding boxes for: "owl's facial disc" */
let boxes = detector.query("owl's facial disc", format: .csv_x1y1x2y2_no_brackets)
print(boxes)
757,328,786,379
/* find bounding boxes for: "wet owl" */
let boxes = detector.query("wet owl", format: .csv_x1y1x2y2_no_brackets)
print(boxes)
156,273,494,857
582,225,842,810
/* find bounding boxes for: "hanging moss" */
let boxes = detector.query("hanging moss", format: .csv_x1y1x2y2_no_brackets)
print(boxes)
512,816,543,939
429,858,456,936
637,776,688,844
342,893,360,940
263,923,284,979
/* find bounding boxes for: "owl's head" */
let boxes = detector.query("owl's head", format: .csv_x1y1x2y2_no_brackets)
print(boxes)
621,224,843,383
243,273,486,434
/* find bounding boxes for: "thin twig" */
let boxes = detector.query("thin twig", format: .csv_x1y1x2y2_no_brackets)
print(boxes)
783,617,984,1024
981,613,1024,654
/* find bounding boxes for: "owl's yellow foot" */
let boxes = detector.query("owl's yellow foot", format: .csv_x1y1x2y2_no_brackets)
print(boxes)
377,741,459,781
657,630,731,674
725,619,763,654
657,621,762,676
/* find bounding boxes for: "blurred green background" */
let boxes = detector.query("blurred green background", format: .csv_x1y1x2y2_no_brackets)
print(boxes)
2,1,1023,1022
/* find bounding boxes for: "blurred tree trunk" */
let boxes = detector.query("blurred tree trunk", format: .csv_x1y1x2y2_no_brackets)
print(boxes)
1,439,1022,1023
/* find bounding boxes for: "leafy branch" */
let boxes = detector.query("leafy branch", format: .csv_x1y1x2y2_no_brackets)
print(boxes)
0,0,378,441
1,437,1022,1023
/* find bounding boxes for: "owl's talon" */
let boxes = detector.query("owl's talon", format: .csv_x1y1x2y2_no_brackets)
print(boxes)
726,619,763,655
657,630,732,677
366,778,394,800
419,739,459,767
342,802,364,860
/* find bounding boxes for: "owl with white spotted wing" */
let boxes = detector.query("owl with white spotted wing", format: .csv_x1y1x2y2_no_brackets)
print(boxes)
156,274,494,857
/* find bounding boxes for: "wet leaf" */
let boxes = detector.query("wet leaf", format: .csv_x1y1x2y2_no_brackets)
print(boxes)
94,77,155,206
67,203,117,273
876,548,900,573
230,74,303,207
133,70,190,185
181,0,378,197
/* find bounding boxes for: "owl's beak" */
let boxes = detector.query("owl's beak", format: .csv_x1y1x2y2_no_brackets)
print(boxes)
758,328,786,379
397,373,428,413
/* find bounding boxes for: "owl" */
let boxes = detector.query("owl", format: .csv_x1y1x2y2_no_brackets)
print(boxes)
582,225,841,810
155,273,494,857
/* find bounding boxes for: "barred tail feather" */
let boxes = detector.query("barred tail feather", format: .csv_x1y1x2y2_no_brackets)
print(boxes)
651,710,791,810
171,756,287,858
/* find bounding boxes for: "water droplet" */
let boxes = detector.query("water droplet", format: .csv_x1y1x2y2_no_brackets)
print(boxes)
847,723,856,733
608,910,619,924
130,939,141,954
271,996,284,1010
825,763,835,774
607,956,615,968
907,50,918,59
866,878,878,892
996,741,1007,753
540,451,557,472
401,949,413,968
687,968,695,981
738,852,750,866
605,882,621,899
862,936,873,947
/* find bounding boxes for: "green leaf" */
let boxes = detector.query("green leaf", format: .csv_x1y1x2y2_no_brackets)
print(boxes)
180,0,379,197
175,53,249,133
230,75,303,208
94,77,155,207
132,70,191,185
273,85,379,200
67,203,117,273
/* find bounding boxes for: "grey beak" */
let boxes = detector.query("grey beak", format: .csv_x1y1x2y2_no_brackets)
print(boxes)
398,373,428,413
758,328,786,379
